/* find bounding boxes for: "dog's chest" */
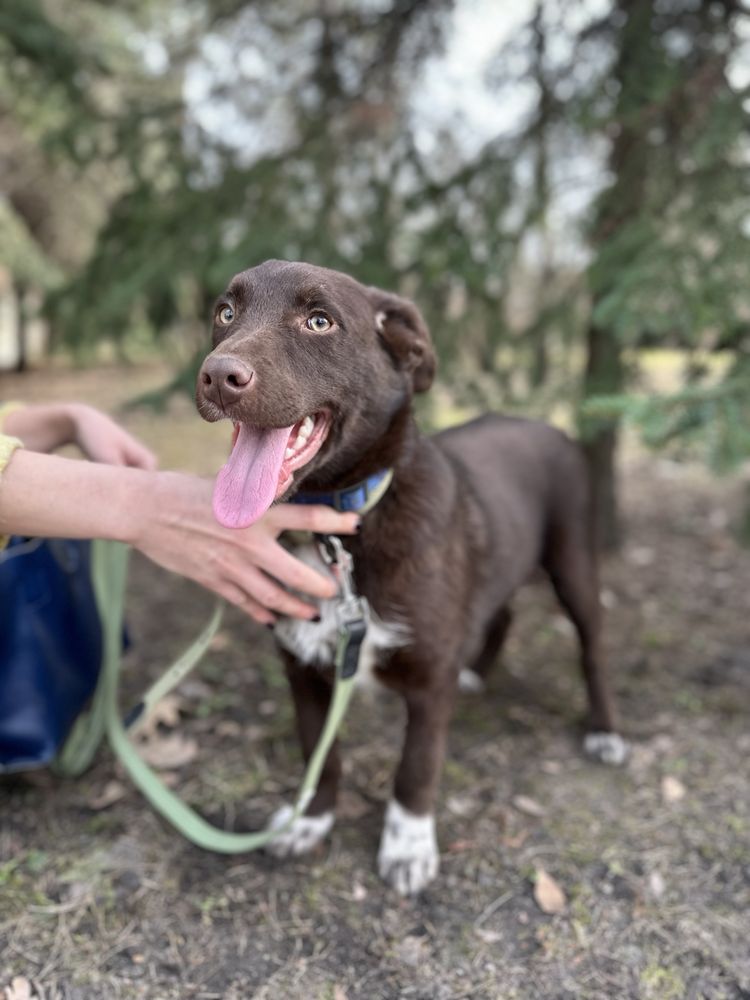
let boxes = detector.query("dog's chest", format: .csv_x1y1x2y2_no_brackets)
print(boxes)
273,542,407,691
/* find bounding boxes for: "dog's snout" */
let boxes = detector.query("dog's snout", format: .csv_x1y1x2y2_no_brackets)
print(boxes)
199,355,254,408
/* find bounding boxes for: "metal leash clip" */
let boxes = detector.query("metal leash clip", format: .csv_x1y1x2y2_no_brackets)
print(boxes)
316,534,370,678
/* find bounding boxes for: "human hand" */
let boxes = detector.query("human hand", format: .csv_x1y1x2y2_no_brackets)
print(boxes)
68,404,157,470
126,471,359,623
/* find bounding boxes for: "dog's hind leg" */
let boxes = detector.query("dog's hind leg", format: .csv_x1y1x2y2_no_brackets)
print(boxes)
458,606,513,693
265,654,339,857
543,526,628,766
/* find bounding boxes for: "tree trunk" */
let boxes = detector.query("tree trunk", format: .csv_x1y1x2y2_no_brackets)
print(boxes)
579,0,654,550
738,479,750,549
13,280,28,373
581,321,625,551
530,329,547,389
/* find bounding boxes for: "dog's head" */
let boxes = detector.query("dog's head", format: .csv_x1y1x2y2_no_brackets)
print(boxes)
196,260,436,528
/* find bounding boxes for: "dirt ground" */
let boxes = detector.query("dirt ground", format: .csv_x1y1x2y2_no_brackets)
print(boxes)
1,365,749,1000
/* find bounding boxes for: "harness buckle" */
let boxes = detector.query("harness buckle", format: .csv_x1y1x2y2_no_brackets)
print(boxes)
335,598,369,678
316,534,369,679
315,534,356,600
336,594,370,632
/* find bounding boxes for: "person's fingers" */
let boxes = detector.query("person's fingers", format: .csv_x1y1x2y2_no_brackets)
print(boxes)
77,420,158,470
89,442,150,469
214,579,276,625
121,438,158,470
251,541,338,599
232,562,321,619
264,504,360,537
89,444,125,466
108,423,157,469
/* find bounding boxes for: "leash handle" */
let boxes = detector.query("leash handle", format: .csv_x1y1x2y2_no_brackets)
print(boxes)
91,539,359,853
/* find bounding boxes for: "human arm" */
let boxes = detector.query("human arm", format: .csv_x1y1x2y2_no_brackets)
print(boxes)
0,449,358,624
1,403,157,469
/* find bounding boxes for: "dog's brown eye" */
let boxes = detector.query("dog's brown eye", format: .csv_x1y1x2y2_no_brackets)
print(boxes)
217,305,234,325
306,313,332,333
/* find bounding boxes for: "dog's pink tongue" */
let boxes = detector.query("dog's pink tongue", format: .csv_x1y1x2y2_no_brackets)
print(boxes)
213,423,293,528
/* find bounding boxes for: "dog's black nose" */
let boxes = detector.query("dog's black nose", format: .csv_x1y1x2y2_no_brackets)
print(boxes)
199,354,254,408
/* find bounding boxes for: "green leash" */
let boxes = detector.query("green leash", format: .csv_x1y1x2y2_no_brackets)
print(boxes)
64,538,360,853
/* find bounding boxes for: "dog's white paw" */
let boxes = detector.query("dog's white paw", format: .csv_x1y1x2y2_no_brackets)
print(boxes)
377,799,439,895
458,669,486,693
264,804,334,857
584,731,629,766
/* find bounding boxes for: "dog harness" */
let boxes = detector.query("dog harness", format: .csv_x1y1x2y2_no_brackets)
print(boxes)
290,467,394,677
288,466,394,678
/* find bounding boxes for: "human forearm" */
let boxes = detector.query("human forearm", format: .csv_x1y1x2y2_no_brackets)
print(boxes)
0,448,145,542
2,403,77,453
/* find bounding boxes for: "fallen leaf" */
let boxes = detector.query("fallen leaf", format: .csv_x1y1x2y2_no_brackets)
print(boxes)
446,839,476,853
540,760,562,775
57,880,90,908
661,775,686,803
512,795,546,818
88,780,126,811
552,615,575,637
627,545,655,567
137,733,198,770
209,631,231,651
533,868,566,914
600,588,617,609
475,928,502,944
393,935,429,967
351,881,367,902
648,870,666,899
136,694,183,737
4,977,33,1000
446,794,477,817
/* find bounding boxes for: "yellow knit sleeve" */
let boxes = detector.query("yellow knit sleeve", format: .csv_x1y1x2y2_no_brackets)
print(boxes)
0,431,22,467
0,404,25,549
0,401,24,432
0,402,24,470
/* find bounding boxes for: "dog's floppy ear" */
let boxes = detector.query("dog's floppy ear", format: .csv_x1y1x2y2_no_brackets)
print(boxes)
368,289,437,393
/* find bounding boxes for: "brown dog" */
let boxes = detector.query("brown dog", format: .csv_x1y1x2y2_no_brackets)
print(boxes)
196,259,626,895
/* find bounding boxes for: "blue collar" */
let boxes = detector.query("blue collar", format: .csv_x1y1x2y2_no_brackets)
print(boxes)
291,468,394,514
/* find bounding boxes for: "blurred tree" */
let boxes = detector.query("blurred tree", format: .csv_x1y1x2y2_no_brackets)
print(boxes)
52,1,461,361
485,0,750,547
0,0,184,363
4,0,749,545
577,0,750,546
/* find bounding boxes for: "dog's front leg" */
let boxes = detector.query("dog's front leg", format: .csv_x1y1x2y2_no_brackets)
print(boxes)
265,653,339,857
378,683,455,895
